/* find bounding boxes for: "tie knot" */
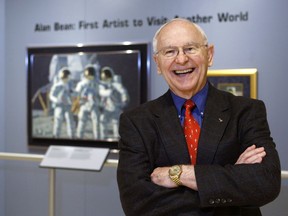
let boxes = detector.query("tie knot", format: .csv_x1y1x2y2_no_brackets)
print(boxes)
184,100,195,109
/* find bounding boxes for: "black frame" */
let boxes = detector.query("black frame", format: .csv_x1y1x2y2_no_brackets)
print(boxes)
27,43,149,149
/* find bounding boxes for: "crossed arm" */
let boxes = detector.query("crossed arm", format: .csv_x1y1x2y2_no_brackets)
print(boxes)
150,144,266,190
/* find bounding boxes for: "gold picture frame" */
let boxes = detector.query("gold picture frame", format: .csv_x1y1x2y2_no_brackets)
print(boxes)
207,68,257,99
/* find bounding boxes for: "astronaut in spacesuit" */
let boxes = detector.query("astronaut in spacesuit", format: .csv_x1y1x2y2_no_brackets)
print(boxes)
75,65,100,139
98,66,129,140
49,67,75,138
49,53,98,82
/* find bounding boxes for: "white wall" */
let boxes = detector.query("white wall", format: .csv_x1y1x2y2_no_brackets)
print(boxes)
2,0,288,215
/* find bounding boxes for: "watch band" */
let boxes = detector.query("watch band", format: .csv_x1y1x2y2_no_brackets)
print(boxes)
170,176,182,186
169,165,183,186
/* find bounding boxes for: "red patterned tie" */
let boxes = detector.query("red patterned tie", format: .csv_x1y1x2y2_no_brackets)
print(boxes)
183,100,200,165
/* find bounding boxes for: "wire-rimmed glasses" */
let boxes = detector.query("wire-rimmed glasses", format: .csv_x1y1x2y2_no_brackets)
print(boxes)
155,43,208,59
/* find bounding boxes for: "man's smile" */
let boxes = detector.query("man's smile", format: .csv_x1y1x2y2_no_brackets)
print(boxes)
174,68,195,75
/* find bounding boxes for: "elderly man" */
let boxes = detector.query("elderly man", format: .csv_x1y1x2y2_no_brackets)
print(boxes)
117,18,281,216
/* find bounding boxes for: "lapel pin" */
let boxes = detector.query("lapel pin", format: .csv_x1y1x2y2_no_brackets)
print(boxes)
218,118,223,122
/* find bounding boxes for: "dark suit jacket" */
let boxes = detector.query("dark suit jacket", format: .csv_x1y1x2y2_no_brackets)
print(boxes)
117,83,281,216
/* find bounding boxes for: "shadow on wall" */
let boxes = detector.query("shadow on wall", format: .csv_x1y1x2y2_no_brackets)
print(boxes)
261,183,288,216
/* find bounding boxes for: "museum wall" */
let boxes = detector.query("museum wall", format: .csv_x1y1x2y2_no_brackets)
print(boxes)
0,0,5,215
2,0,288,215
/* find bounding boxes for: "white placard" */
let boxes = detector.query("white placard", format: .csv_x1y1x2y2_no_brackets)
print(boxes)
40,146,110,171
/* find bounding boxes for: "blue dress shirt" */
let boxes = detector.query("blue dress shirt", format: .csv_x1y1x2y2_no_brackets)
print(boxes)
170,82,209,127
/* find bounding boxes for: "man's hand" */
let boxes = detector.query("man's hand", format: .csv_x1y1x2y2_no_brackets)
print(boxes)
235,144,266,164
150,167,176,188
151,165,198,190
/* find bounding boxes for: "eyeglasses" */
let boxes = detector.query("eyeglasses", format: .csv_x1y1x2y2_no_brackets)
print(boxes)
155,43,208,59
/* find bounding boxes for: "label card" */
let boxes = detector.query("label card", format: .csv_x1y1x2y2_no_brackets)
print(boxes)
40,146,110,171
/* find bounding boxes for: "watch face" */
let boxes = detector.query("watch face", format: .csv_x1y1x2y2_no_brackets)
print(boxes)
169,165,181,176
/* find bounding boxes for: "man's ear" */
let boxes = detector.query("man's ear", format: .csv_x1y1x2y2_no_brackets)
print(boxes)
207,44,214,67
153,55,162,75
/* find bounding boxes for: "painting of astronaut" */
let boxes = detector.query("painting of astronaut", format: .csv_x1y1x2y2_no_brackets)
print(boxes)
27,44,149,148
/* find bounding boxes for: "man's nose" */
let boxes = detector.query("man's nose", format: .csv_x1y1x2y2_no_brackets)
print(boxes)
175,50,189,64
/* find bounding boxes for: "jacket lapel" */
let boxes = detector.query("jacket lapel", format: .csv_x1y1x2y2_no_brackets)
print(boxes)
152,85,231,166
153,91,191,165
197,84,231,164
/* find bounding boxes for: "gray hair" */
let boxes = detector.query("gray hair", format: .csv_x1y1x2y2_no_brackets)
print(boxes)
152,18,208,53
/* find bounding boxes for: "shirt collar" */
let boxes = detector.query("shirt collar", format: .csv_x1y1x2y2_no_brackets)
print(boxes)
170,82,209,115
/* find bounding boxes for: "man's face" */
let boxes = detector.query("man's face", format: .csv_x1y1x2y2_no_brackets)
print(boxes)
153,20,214,99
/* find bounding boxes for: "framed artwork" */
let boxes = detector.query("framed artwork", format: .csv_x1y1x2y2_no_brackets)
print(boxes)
207,68,257,99
27,43,149,149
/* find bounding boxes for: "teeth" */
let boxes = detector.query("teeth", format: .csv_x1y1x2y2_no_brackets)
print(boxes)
175,69,193,74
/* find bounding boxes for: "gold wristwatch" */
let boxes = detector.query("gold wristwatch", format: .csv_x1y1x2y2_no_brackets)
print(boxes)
168,165,183,186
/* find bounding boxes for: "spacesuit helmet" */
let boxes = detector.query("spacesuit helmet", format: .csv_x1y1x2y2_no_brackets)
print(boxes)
58,67,71,83
84,65,96,80
100,66,114,83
